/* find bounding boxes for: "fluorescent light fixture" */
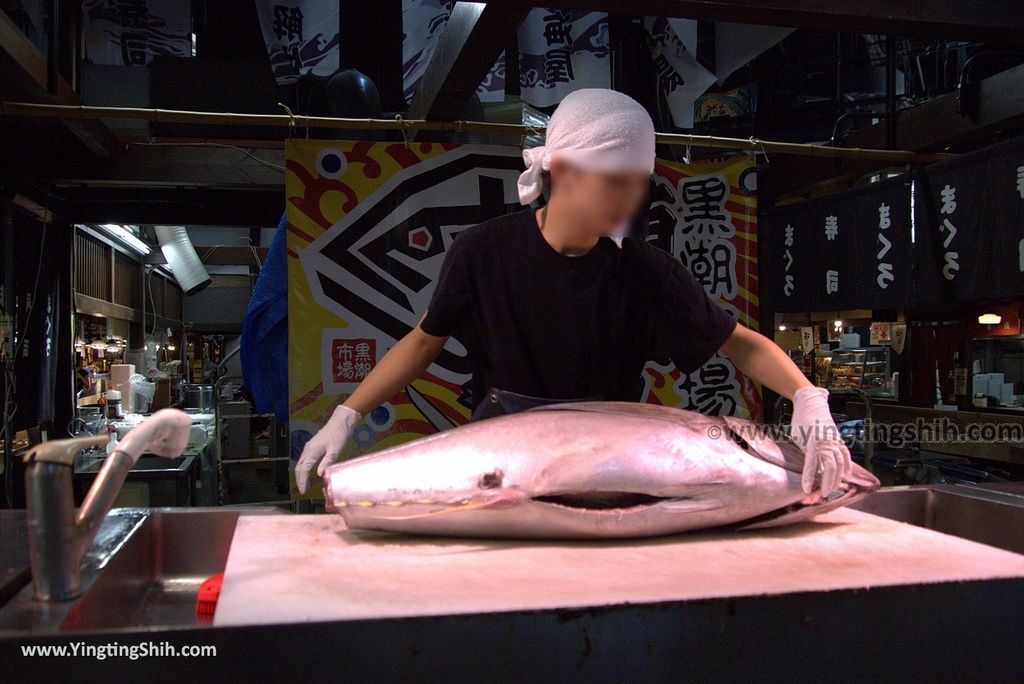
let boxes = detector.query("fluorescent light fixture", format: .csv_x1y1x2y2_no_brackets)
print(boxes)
100,224,151,255
978,313,1002,325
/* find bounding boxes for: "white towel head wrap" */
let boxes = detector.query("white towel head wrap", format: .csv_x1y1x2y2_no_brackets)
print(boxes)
517,88,656,206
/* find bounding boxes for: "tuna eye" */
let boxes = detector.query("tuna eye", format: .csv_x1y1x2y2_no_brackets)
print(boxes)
478,469,504,489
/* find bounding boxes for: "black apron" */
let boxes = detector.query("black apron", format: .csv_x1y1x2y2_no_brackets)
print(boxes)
471,387,603,421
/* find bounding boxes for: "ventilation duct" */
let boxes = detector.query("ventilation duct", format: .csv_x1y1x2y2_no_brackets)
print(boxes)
154,225,211,295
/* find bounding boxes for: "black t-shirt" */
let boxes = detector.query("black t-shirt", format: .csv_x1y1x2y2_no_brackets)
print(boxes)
420,209,737,406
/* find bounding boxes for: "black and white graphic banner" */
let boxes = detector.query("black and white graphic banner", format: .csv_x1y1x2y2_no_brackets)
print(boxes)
255,0,339,85
402,0,505,104
82,0,191,66
518,8,610,108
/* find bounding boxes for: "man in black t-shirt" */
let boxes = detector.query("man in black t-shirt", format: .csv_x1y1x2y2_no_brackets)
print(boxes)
418,209,736,409
297,89,851,500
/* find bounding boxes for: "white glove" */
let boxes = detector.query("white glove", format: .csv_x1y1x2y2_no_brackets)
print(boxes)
790,387,852,497
295,405,362,494
113,409,192,464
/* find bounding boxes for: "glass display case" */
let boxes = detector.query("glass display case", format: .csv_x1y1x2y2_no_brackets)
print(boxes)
787,348,814,383
825,347,893,396
971,336,1024,409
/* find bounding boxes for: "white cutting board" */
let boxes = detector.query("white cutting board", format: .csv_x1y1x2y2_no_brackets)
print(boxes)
214,508,1024,626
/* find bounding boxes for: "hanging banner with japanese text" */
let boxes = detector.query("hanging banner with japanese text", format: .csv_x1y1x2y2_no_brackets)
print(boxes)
642,155,762,421
768,177,913,313
642,17,716,129
915,136,1024,303
518,8,610,108
402,0,505,104
287,142,760,499
82,0,191,66
254,0,339,85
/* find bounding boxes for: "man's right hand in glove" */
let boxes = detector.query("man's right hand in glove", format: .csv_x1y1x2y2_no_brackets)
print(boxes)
295,405,362,494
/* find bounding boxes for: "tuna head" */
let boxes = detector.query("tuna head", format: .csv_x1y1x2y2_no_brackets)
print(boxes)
322,402,879,539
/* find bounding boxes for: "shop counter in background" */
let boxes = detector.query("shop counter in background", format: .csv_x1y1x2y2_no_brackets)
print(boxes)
843,401,1024,485
73,454,199,508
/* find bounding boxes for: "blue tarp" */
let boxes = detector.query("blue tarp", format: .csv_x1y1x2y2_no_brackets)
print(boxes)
241,213,288,422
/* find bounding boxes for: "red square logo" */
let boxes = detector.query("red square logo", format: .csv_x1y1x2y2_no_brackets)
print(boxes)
331,338,376,383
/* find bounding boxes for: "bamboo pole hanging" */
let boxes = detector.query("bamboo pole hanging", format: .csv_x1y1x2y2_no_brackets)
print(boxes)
0,100,955,164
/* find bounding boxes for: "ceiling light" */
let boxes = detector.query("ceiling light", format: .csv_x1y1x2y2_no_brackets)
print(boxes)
978,313,1001,325
100,224,151,255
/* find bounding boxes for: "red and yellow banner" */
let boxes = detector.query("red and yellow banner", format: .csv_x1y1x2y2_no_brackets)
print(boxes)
286,140,759,498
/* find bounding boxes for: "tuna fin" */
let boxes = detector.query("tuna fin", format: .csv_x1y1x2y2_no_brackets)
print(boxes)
735,486,870,530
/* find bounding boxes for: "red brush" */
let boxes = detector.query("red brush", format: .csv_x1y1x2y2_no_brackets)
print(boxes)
195,572,224,618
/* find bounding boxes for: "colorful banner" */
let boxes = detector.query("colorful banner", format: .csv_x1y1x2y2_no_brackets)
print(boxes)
643,155,762,420
82,0,191,66
695,84,757,123
287,141,760,498
254,0,339,85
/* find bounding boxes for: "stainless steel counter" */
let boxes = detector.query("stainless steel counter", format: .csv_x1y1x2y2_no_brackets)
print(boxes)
3,487,1024,682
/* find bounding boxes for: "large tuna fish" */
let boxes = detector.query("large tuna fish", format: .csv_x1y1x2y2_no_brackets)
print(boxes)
323,402,879,539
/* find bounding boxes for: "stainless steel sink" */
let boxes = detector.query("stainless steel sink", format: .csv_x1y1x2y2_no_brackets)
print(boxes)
850,484,1024,555
0,508,278,634
59,509,240,630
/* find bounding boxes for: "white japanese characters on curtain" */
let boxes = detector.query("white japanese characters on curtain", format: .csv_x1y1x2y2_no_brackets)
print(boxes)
254,0,339,85
517,8,610,108
770,177,913,313
82,0,192,66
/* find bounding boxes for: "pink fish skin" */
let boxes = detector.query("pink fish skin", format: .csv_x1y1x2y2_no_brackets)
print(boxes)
323,402,880,539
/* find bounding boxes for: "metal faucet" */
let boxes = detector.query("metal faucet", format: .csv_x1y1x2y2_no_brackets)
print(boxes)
22,409,192,601
830,387,875,472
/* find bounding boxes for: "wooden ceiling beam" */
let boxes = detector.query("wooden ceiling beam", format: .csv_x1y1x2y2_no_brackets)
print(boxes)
37,186,283,227
545,0,1022,40
41,143,282,188
0,9,118,156
761,62,1024,203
